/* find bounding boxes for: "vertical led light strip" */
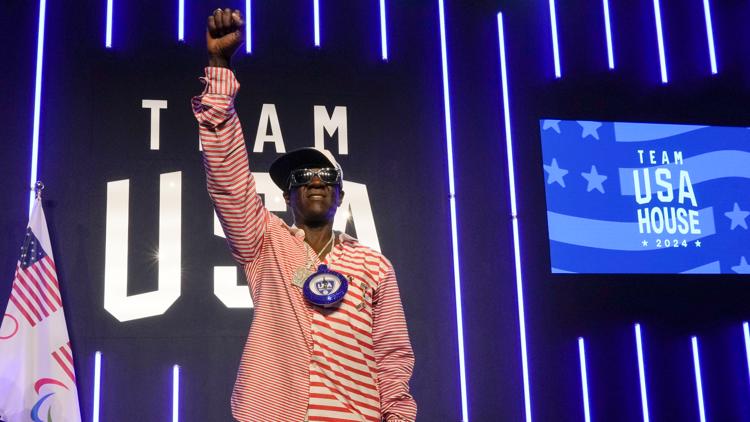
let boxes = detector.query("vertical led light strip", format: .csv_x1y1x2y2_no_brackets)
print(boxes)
602,0,614,69
92,352,102,422
177,0,185,42
245,0,252,53
497,12,532,422
548,0,561,78
28,0,47,216
379,0,388,60
105,0,113,48
437,1,468,420
702,0,717,74
578,338,592,422
691,337,707,422
313,0,321,47
635,324,651,422
744,322,750,389
172,365,180,422
652,0,668,83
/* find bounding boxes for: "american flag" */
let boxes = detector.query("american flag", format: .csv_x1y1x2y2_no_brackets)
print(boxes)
9,227,63,327
0,197,81,422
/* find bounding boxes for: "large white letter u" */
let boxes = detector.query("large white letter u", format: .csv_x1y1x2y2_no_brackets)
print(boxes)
104,172,181,322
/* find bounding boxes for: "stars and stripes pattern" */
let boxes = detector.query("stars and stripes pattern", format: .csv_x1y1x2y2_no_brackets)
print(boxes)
8,228,62,327
0,197,82,421
540,119,750,273
52,342,76,383
193,67,417,422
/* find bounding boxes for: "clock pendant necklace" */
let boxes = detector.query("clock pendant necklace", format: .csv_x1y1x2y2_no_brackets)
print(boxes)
292,231,349,308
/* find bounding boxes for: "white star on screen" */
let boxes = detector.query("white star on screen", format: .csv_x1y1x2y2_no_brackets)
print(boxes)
731,256,750,274
543,158,568,187
577,121,602,140
724,202,749,230
543,119,561,133
581,165,608,193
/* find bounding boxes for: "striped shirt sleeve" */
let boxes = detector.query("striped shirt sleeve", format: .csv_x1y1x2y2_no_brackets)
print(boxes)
372,265,417,421
192,67,269,264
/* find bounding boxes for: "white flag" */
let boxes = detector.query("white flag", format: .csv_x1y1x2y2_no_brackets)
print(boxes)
0,197,81,422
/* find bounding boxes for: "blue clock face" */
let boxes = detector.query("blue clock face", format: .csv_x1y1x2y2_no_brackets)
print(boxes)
311,275,340,296
303,265,349,308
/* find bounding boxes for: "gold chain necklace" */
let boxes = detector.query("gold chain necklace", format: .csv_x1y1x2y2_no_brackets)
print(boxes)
291,231,335,287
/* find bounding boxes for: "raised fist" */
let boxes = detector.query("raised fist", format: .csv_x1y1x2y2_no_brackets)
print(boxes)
207,8,244,68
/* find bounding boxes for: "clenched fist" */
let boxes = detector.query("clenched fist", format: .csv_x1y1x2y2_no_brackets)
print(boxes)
207,8,244,68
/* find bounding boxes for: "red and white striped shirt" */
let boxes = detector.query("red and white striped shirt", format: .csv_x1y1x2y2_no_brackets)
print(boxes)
193,67,417,422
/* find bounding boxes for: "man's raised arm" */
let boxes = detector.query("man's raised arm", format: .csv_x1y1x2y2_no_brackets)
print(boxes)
192,9,267,264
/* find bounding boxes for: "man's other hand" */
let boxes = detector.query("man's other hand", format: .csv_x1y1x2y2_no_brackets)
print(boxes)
207,8,244,68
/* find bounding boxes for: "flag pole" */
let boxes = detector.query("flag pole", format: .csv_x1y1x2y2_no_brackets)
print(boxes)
34,181,45,200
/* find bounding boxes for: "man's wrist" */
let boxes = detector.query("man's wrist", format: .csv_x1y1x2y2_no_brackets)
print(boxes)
208,55,231,68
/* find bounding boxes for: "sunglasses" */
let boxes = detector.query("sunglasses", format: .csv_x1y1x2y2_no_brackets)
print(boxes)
288,168,342,189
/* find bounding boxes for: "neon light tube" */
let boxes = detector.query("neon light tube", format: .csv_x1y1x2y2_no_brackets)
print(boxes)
635,324,651,422
691,337,707,422
498,12,532,422
29,0,47,216
172,365,180,422
652,0,668,83
313,0,320,47
603,0,614,69
178,0,184,42
744,322,750,389
93,351,102,422
549,0,561,78
105,0,113,48
579,338,591,422
438,0,468,420
245,0,252,53
379,0,388,60
702,0,717,74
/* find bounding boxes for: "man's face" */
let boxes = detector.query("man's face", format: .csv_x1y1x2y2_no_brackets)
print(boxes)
284,168,344,226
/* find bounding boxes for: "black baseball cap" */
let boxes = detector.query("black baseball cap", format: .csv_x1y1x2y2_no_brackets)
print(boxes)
269,147,343,191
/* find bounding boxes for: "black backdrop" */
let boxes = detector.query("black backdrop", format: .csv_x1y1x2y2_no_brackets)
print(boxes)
2,0,750,421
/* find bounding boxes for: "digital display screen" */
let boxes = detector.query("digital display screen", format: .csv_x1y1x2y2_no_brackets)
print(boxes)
540,119,750,274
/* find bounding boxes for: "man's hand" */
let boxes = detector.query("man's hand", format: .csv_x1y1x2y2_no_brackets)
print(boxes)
207,8,244,68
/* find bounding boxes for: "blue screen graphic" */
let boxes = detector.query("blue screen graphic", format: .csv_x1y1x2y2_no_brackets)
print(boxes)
540,119,750,274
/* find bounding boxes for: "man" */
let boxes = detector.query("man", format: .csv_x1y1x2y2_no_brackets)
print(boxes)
192,8,417,422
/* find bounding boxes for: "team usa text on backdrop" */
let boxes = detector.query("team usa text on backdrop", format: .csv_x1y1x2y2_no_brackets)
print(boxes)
102,99,380,322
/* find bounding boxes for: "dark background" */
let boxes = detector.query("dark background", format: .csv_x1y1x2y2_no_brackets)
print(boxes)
1,0,749,421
